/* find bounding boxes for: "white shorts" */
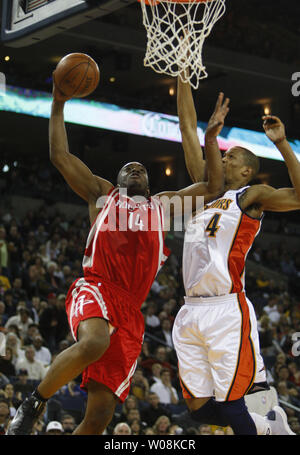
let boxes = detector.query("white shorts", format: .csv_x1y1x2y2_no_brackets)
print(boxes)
172,292,266,402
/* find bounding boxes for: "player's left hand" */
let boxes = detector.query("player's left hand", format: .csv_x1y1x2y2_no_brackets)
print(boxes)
262,115,286,144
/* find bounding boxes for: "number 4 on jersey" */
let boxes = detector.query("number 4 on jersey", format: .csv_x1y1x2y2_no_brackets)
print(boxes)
206,213,222,237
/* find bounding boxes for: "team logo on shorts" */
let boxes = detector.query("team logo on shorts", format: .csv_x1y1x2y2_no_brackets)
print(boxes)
74,294,94,317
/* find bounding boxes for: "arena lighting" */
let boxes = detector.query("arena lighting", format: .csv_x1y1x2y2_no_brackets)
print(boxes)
0,85,300,162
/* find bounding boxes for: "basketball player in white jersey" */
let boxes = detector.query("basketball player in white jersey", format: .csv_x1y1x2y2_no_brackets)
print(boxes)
173,76,300,435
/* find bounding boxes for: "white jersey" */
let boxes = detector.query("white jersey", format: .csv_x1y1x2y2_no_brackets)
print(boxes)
183,187,262,297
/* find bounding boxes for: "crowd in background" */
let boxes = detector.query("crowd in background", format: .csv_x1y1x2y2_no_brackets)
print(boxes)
209,0,300,65
0,192,300,435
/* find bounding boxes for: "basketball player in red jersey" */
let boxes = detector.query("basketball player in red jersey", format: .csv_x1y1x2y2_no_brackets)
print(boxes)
7,80,226,435
174,76,300,435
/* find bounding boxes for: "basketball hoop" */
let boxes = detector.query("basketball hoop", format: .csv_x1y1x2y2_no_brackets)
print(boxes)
139,0,226,89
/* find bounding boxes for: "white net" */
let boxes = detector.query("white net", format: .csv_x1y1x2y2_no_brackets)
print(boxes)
139,0,226,89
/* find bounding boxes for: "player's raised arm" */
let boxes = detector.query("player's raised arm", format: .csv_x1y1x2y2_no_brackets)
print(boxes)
263,115,300,202
177,76,205,183
204,92,230,193
239,116,300,213
49,84,113,204
156,94,228,214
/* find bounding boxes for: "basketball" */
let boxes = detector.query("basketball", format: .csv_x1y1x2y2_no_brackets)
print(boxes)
53,53,100,98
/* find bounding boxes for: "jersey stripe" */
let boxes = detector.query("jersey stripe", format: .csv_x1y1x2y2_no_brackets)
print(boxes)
153,198,164,276
179,374,196,399
83,188,119,268
228,214,261,293
225,293,256,401
115,360,137,397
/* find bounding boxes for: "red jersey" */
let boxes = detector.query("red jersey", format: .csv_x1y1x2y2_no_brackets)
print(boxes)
82,188,170,304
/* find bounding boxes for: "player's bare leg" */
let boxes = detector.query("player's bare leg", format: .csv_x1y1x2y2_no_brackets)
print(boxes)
6,318,110,435
37,318,110,398
73,381,118,435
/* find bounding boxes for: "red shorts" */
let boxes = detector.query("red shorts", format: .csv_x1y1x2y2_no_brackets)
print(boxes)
65,277,144,402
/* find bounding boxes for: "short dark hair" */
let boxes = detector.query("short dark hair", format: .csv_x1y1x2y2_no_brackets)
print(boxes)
238,147,260,180
160,368,171,377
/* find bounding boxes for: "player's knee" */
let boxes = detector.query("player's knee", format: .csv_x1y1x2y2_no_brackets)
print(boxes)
78,335,110,363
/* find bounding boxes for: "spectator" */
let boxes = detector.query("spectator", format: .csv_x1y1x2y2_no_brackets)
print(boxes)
148,363,163,386
154,319,174,349
0,301,8,327
198,424,213,435
125,409,143,427
150,369,178,405
0,347,16,377
61,414,76,434
31,418,44,435
0,372,10,390
263,295,281,325
113,422,131,435
152,415,171,435
23,323,41,346
32,335,52,367
0,227,8,270
13,369,35,399
5,306,33,341
45,420,64,435
130,367,150,400
130,419,142,435
39,293,69,353
16,345,47,381
0,399,10,434
276,381,300,417
0,267,10,292
3,291,15,318
140,346,174,375
0,383,22,418
141,392,171,427
5,332,24,367
144,302,160,333
119,395,139,422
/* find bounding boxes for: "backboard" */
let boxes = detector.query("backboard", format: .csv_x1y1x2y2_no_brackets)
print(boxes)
1,0,135,47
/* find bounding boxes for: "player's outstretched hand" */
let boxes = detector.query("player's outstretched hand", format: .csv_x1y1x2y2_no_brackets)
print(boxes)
206,92,230,139
52,72,71,103
262,115,286,145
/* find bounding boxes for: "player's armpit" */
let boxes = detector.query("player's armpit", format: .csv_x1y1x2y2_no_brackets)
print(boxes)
240,184,300,213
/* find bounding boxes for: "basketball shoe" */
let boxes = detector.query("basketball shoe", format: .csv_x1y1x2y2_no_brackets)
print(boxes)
265,406,296,435
6,392,46,435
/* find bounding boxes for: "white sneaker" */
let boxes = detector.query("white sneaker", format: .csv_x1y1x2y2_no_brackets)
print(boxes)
265,406,296,435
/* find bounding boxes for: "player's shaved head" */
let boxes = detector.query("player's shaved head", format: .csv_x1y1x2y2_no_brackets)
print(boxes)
236,147,260,180
117,162,150,197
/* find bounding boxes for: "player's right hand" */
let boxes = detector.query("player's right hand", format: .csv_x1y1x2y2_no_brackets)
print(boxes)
52,72,71,102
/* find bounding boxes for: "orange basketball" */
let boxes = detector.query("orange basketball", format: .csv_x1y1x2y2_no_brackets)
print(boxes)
53,53,100,99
